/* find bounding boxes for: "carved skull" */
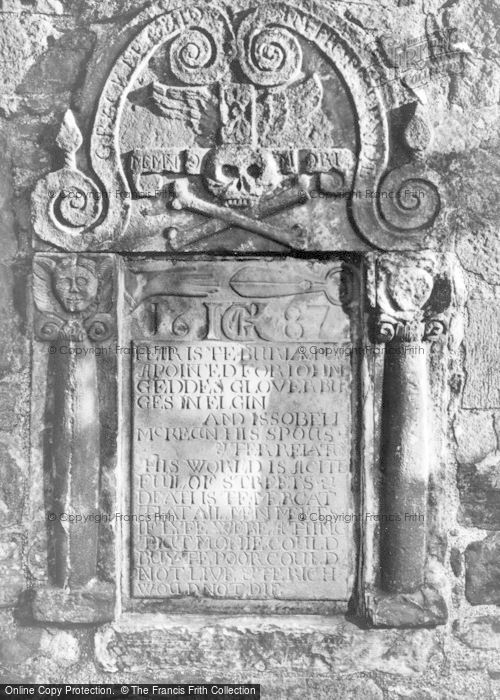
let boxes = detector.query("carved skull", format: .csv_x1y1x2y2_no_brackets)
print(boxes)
204,146,282,207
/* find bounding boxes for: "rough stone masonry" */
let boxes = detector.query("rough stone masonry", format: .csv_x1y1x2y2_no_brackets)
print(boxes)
0,0,500,698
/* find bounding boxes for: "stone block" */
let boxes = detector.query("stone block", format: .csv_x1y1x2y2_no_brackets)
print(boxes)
465,534,500,605
0,628,44,667
0,443,24,528
454,616,500,650
95,615,442,677
453,410,497,465
16,29,96,95
458,451,500,529
387,689,440,700
0,386,18,431
0,14,61,94
0,534,25,606
32,581,115,624
366,586,448,628
450,548,462,578
39,630,80,666
463,301,500,409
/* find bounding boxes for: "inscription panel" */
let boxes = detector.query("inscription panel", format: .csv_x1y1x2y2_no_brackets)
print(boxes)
128,260,359,600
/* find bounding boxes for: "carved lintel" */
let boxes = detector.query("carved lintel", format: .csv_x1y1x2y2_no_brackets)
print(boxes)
373,253,451,597
33,254,116,617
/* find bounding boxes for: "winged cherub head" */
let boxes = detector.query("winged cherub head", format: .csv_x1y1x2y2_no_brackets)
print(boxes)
52,257,98,313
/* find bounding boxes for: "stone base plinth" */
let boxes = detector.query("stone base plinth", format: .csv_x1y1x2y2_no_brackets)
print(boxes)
365,585,448,628
32,581,115,624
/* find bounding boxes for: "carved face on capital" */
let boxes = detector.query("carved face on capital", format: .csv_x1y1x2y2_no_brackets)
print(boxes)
388,267,434,312
204,146,282,207
52,259,99,313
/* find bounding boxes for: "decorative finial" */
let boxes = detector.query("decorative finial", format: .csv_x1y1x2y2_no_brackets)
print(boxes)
56,110,83,169
404,106,432,154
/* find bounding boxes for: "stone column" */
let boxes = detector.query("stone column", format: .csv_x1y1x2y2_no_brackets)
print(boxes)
374,254,448,594
49,332,100,588
32,254,116,622
379,324,430,591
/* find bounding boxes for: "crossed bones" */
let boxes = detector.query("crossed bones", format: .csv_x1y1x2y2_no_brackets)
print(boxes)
166,174,340,251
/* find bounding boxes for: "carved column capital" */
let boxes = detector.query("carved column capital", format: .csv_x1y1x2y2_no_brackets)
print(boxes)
33,254,115,342
372,253,451,344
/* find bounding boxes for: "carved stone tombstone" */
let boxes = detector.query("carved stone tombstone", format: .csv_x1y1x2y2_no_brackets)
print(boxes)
29,1,455,627
125,259,359,608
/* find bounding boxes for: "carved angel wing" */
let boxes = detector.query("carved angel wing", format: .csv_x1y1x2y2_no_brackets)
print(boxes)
150,82,212,135
287,73,323,124
95,257,114,314
33,259,61,316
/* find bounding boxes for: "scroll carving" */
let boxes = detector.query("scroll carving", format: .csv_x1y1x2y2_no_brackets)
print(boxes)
377,165,441,233
237,18,302,86
168,7,235,84
32,112,102,252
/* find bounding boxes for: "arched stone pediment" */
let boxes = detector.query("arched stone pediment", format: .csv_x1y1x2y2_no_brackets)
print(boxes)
32,1,442,253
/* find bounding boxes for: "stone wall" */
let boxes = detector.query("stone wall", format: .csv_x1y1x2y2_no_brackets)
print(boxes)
0,0,500,698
